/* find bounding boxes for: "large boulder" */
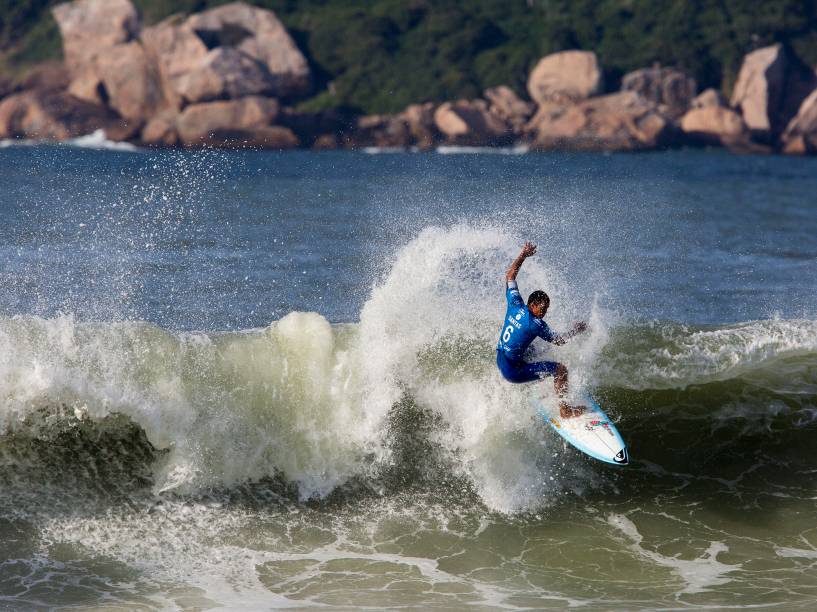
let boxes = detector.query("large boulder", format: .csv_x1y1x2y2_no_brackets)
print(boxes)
397,102,438,150
433,99,512,145
0,90,134,141
52,0,140,71
621,66,696,118
175,96,296,148
680,106,749,147
348,114,412,149
691,88,726,109
173,47,279,103
80,41,170,121
526,91,671,151
781,89,817,154
53,0,177,117
140,17,208,106
527,51,603,105
483,86,533,131
730,45,787,136
184,2,311,99
141,110,180,146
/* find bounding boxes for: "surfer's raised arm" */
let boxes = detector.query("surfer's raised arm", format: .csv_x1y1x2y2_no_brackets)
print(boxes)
506,242,536,282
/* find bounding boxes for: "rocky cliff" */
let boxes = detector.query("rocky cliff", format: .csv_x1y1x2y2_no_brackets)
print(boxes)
2,0,817,155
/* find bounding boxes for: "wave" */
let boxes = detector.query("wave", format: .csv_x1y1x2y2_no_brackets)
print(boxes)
436,144,529,155
65,129,141,152
0,227,815,513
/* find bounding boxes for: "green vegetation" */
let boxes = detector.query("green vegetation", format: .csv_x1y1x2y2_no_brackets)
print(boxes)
2,0,817,112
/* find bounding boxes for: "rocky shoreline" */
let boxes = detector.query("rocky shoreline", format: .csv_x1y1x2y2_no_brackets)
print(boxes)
2,0,817,155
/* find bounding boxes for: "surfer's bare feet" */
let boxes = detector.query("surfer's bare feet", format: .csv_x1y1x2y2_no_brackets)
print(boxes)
559,403,586,419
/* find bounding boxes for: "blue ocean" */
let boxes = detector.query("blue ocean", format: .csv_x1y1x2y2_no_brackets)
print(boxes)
1,142,816,608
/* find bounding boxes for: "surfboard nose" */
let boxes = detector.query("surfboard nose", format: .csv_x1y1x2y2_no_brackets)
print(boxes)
614,449,629,465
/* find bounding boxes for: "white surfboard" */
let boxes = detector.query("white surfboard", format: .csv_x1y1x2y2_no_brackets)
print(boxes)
532,394,628,465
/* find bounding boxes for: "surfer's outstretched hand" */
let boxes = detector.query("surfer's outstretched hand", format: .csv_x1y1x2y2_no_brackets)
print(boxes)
572,321,588,333
520,241,537,258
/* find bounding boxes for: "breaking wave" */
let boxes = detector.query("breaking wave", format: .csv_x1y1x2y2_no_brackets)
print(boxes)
1,227,815,513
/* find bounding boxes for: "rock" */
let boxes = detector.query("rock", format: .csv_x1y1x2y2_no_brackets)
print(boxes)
141,110,179,146
349,114,411,148
312,133,339,150
433,99,511,145
621,66,696,118
184,2,311,99
175,96,294,147
781,89,817,154
484,85,533,131
527,51,602,105
680,106,749,146
52,0,140,71
172,47,278,103
691,88,726,109
140,17,208,105
53,1,175,117
0,90,132,140
526,91,671,151
397,102,438,149
730,44,788,136
78,41,171,121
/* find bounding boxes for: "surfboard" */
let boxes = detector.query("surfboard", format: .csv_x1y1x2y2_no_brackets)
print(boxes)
532,394,628,465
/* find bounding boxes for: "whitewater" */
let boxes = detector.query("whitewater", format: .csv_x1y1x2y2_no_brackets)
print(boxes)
0,145,816,609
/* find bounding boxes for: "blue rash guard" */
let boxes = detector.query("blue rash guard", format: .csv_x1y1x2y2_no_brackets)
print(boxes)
496,280,560,383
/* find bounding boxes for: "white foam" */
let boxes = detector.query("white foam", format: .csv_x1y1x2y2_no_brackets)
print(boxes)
65,129,140,152
0,224,610,512
436,144,529,155
607,513,741,594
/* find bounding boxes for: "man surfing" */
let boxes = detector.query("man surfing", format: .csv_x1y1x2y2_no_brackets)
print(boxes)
496,241,588,418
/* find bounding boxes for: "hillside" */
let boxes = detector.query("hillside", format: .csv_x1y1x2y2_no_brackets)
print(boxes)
2,0,817,114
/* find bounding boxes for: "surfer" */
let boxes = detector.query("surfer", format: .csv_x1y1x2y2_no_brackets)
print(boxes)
496,241,588,418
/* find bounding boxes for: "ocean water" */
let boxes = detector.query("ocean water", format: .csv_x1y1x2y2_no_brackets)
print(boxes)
0,143,816,609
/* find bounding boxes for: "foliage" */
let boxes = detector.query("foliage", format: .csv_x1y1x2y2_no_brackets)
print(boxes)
1,0,816,112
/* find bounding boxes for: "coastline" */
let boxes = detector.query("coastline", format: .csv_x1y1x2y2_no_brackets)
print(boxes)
1,0,816,156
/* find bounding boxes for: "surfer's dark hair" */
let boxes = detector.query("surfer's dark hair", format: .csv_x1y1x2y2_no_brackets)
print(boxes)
528,291,550,308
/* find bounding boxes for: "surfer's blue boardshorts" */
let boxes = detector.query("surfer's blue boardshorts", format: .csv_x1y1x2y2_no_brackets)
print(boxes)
496,349,559,383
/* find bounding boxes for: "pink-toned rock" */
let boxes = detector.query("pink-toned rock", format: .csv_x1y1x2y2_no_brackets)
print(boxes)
691,88,726,109
175,96,292,147
349,114,411,148
312,133,339,150
84,42,170,120
621,66,696,118
184,2,311,98
781,89,817,154
526,91,670,151
433,99,511,145
397,102,438,149
484,85,533,130
680,106,749,146
140,17,207,106
172,47,277,103
730,44,787,135
141,110,179,146
52,0,140,71
0,90,132,141
527,51,602,105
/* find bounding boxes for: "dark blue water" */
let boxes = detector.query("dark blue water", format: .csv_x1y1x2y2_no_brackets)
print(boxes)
2,147,815,330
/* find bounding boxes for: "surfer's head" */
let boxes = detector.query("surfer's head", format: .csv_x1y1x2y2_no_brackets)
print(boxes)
527,291,550,318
